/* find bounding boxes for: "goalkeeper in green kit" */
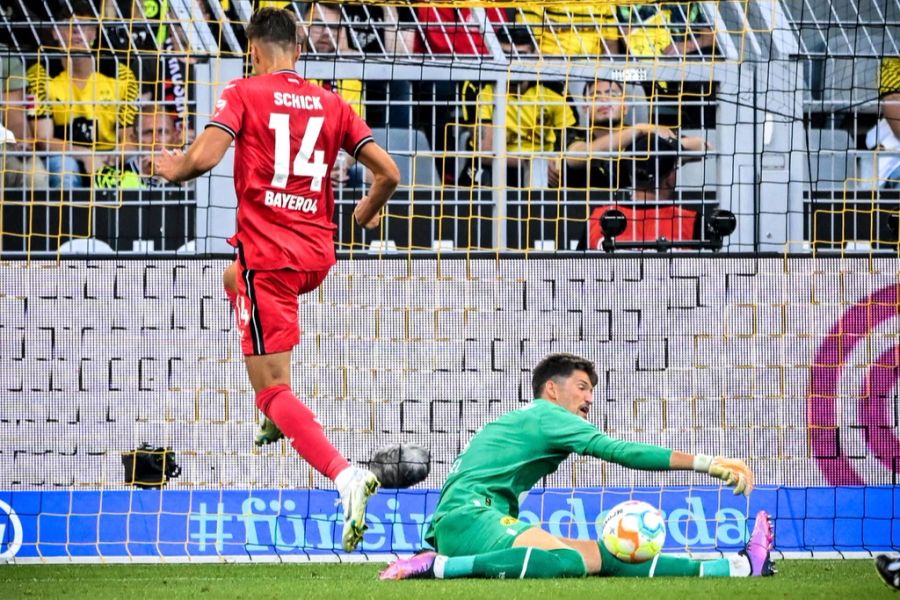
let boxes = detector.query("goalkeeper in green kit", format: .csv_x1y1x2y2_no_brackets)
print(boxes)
380,353,775,580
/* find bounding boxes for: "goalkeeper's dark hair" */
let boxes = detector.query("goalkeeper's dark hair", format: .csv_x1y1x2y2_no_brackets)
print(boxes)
532,353,598,398
246,7,299,51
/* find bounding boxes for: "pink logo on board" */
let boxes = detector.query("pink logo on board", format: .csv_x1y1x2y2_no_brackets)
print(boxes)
807,284,900,485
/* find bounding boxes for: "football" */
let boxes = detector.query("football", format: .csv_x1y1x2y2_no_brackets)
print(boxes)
601,500,667,563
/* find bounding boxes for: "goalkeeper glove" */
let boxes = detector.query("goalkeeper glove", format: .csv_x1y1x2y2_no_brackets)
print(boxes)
693,455,754,496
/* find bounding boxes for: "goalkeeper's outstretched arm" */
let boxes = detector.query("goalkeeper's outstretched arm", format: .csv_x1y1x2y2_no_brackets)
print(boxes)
585,436,754,496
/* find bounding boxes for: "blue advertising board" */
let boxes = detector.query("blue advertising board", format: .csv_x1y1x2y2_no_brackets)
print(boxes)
1,486,897,560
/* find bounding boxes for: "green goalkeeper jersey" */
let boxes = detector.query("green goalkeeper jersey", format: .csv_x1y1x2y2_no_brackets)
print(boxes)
426,399,673,538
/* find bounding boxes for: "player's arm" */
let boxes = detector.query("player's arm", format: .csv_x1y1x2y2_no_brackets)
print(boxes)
563,124,672,170
579,433,754,496
154,126,233,183
589,124,673,154
352,141,400,229
563,125,710,169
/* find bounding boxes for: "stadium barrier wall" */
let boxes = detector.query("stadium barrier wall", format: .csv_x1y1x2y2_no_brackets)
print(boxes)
2,256,898,561
0,486,896,562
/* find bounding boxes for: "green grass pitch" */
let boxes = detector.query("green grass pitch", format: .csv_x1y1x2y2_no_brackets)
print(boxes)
0,560,893,599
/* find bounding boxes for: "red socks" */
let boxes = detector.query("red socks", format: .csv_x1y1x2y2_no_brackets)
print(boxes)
255,384,350,480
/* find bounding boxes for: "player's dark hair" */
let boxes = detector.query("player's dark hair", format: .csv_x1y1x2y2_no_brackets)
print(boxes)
246,7,299,50
531,353,598,399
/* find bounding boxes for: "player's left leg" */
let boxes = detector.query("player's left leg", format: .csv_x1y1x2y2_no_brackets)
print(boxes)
223,261,284,446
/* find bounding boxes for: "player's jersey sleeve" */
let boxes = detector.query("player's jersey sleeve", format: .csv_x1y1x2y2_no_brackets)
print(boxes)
542,407,608,454
207,79,245,138
339,98,374,159
541,403,672,469
583,434,673,470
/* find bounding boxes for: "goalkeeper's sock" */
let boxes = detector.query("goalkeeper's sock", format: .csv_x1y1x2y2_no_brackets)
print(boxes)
597,542,736,577
255,384,350,480
434,547,586,579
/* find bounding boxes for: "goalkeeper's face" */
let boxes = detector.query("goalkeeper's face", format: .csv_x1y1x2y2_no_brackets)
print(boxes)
546,370,595,419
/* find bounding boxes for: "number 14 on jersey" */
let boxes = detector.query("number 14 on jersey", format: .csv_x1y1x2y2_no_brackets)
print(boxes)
268,113,328,192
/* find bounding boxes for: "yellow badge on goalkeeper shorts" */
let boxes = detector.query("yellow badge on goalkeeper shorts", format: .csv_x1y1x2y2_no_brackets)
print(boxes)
500,516,519,526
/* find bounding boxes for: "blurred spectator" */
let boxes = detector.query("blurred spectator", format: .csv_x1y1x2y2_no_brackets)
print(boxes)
516,4,622,56
617,3,718,129
342,3,417,56
555,79,710,184
616,3,716,57
102,0,192,133
550,78,710,248
302,2,359,57
882,57,900,134
551,79,628,191
414,7,509,55
341,2,416,128
27,0,139,188
301,2,364,117
867,57,900,189
411,8,510,182
1,42,48,188
460,26,577,187
300,2,365,187
94,108,180,188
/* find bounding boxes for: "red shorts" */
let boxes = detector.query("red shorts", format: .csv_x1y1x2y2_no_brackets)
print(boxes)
233,263,329,356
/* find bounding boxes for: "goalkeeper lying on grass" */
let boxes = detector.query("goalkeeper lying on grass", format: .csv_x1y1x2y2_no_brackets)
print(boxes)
380,352,775,580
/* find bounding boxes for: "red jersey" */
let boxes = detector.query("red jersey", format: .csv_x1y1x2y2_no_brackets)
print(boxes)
209,70,373,271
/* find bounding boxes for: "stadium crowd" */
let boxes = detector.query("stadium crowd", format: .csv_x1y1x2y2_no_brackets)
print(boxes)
0,2,713,188
0,1,893,251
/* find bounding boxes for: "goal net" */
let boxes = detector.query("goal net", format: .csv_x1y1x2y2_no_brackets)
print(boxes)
0,0,897,562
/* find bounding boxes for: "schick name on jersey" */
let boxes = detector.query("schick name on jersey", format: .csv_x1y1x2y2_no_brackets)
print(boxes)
264,190,319,213
273,92,323,110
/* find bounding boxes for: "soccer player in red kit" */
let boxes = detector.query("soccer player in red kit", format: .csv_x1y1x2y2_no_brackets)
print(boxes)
154,7,400,552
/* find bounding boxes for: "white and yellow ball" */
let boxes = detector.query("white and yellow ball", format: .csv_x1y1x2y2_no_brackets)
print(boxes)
601,500,666,563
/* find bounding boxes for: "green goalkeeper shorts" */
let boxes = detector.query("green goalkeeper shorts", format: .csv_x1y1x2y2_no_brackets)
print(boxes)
432,504,536,556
